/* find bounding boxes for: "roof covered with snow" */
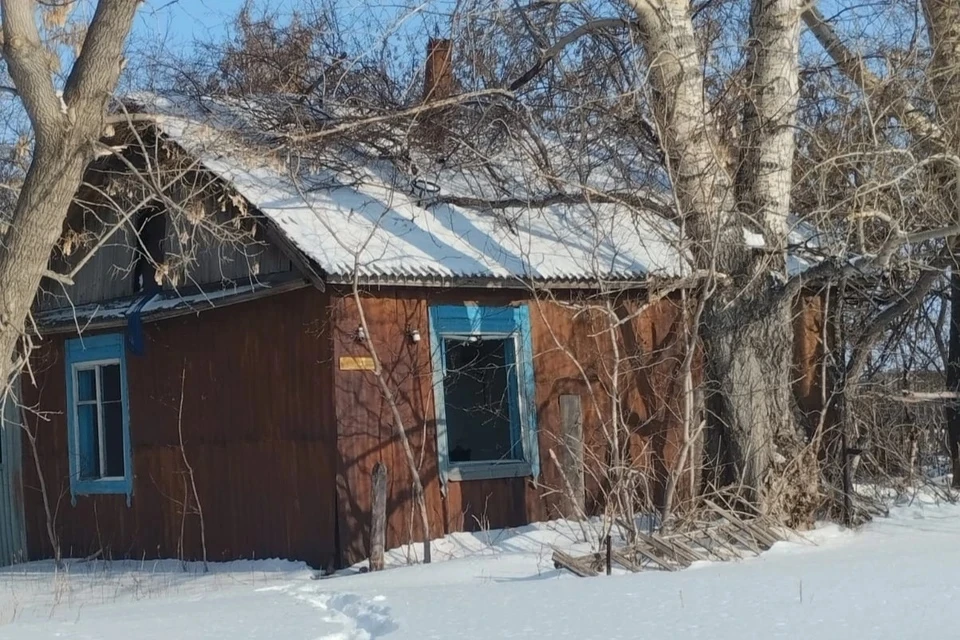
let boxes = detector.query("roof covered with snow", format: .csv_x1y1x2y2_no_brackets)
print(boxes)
123,93,690,283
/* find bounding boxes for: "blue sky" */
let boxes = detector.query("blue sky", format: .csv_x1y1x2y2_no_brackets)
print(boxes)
135,0,269,46
133,0,447,49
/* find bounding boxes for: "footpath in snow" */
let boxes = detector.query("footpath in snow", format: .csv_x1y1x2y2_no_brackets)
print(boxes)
2,496,960,639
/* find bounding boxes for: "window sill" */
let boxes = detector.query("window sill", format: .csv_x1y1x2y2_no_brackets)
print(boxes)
446,461,532,482
71,478,131,496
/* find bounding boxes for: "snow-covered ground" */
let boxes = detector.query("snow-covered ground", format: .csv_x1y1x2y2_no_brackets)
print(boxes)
2,496,960,639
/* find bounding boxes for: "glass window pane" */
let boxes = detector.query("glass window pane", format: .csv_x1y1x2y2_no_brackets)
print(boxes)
76,368,96,402
102,402,125,478
442,338,516,463
77,404,100,480
100,364,122,402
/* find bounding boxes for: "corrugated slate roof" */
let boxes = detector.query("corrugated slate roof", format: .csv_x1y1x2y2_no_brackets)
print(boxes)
129,94,690,283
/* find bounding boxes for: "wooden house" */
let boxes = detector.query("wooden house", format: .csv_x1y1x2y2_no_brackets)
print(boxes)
0,91,829,570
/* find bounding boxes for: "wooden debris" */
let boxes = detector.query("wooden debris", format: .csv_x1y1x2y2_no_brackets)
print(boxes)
552,549,599,577
705,500,782,549
633,538,682,571
610,549,643,573
636,531,695,567
549,508,795,577
703,526,746,560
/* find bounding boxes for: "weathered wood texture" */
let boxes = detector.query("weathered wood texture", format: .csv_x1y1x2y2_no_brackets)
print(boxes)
21,287,337,569
369,462,387,571
35,135,292,312
331,287,697,565
36,204,291,310
23,284,827,569
559,394,585,515
793,290,833,436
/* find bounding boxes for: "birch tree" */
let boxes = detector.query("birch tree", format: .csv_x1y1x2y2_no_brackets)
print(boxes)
0,0,141,384
617,0,817,523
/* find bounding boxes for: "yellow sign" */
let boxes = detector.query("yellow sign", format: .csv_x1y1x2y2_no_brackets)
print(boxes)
339,356,376,371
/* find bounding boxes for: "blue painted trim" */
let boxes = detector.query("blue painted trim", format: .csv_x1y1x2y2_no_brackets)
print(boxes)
125,293,156,356
515,305,540,479
428,304,540,488
64,333,133,505
427,312,451,490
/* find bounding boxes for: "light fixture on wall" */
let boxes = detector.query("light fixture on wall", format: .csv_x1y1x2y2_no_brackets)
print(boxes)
356,326,367,342
408,328,422,344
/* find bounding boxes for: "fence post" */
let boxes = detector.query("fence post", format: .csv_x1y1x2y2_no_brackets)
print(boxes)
370,462,387,571
559,394,585,516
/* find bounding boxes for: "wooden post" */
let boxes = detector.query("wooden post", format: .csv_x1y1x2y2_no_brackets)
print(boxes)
370,462,387,571
605,534,612,576
559,394,585,516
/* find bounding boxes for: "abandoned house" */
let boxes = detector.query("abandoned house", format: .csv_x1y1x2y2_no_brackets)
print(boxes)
0,73,829,569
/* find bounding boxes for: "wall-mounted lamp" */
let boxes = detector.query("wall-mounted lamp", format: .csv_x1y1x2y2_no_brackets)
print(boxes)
408,328,422,344
468,335,479,343
356,326,367,342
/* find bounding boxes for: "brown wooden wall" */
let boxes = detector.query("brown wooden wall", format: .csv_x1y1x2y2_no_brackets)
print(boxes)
330,287,696,565
22,283,827,570
21,287,338,569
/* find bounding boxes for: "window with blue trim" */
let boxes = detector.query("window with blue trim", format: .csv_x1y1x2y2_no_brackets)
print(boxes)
65,334,133,501
429,304,540,483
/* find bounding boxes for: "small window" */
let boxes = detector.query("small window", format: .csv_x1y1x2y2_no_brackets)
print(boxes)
65,334,132,501
429,305,540,483
74,363,126,480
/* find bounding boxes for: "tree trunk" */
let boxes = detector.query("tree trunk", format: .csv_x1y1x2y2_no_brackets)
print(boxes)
923,0,960,489
0,142,89,378
625,0,814,524
947,269,960,487
0,0,141,383
703,284,818,527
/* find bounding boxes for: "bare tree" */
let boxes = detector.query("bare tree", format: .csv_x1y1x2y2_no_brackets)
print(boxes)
0,0,141,384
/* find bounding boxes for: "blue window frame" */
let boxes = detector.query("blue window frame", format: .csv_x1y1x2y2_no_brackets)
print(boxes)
429,304,540,485
65,333,133,503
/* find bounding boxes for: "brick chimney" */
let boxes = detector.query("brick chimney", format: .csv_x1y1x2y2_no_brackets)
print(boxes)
422,38,456,102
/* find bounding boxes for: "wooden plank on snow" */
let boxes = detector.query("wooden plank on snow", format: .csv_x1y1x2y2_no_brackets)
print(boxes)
552,549,599,577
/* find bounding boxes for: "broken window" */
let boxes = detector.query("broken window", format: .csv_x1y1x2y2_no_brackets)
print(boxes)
133,207,166,295
442,336,520,463
429,304,540,482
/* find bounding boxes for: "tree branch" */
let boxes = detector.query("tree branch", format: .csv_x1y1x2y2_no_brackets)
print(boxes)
846,256,946,383
62,0,141,115
1,0,65,136
509,19,633,91
284,89,515,143
802,5,945,148
784,222,960,296
427,189,673,219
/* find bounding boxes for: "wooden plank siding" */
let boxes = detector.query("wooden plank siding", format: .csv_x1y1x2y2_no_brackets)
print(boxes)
22,283,826,570
21,287,338,569
330,287,696,565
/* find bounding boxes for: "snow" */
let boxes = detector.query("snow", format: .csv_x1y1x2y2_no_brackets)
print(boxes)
4,497,960,639
35,280,283,328
124,93,690,282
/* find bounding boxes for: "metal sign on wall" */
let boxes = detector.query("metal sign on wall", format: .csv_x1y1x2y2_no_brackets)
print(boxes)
339,356,376,371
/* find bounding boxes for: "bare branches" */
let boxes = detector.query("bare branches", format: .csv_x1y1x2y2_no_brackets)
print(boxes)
429,189,674,219
509,19,633,91
62,0,141,116
283,89,515,143
802,5,946,148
